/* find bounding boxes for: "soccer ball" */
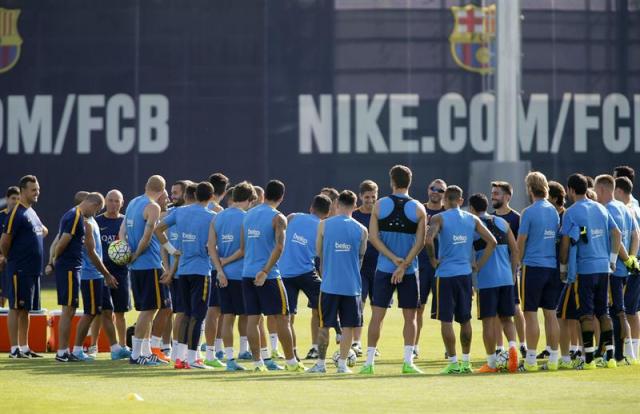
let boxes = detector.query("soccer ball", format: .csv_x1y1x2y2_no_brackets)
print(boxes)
332,349,357,367
495,350,509,371
108,239,131,266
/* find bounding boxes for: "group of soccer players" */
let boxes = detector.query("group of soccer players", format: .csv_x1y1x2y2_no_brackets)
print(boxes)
1,164,640,375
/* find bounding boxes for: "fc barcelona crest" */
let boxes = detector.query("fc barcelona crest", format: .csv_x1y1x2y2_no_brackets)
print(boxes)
0,8,22,74
449,4,496,75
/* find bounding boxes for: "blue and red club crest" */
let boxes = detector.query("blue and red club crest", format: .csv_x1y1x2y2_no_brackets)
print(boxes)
0,8,22,74
449,4,496,75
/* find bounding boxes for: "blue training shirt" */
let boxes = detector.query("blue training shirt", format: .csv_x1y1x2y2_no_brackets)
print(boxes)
474,214,513,289
243,203,282,279
321,215,365,296
436,208,477,278
606,199,637,277
213,207,246,280
376,194,420,274
279,213,320,277
81,216,104,280
519,199,559,268
125,195,162,270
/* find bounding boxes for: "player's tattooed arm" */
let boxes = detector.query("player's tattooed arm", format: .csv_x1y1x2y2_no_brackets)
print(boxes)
425,214,441,268
506,227,519,282
315,220,325,277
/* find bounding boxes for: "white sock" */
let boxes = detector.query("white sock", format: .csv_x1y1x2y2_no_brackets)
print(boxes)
366,347,376,366
632,338,639,358
150,335,162,348
526,350,537,365
403,345,414,364
215,338,224,353
20,345,30,353
625,338,636,359
11,345,19,353
269,333,278,352
316,359,326,368
178,343,188,361
110,344,122,353
162,342,171,351
206,346,215,361
254,359,264,368
225,347,234,361
545,345,551,353
239,336,249,354
561,355,571,363
449,355,458,364
261,347,270,360
141,338,150,356
462,353,470,362
56,349,66,357
549,349,559,364
286,358,297,366
72,346,83,354
570,344,578,353
131,337,143,360
187,349,197,364
338,358,347,369
487,353,497,368
508,341,517,349
170,340,179,361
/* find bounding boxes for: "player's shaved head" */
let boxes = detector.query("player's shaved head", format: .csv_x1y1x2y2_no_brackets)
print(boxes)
146,175,166,193
74,191,89,205
106,189,123,200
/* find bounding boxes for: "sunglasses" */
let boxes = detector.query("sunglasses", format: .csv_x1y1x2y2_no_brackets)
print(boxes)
430,186,445,193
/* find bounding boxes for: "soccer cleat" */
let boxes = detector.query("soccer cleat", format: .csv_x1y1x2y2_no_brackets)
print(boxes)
225,359,246,371
67,352,81,362
575,360,596,370
307,363,327,373
237,351,253,361
630,358,640,366
459,361,472,373
402,362,424,374
517,361,538,372
520,345,527,360
265,359,284,371
146,353,169,365
536,349,550,360
253,364,267,372
441,362,461,374
559,359,576,370
55,352,70,363
476,363,498,374
191,359,214,369
359,364,375,375
507,347,518,373
87,345,98,358
285,361,307,372
607,358,618,369
271,349,285,360
9,349,28,359
24,350,43,358
161,347,171,356
351,344,363,357
305,347,320,359
174,359,191,369
573,350,582,360
569,350,577,360
337,366,352,374
204,358,226,368
111,347,132,360
594,357,607,368
541,361,558,371
130,355,160,366
73,351,95,362
215,350,225,360
151,347,171,362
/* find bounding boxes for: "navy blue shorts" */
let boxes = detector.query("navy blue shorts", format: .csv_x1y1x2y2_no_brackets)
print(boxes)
557,282,579,320
609,275,626,315
170,277,185,313
102,272,131,313
179,274,211,319
55,267,80,308
208,270,221,307
431,275,472,323
6,270,40,311
131,269,172,311
282,271,321,313
219,279,245,315
477,285,515,319
372,270,420,309
520,266,562,312
319,292,362,328
242,277,289,316
81,278,104,316
361,267,376,304
624,274,640,315
0,269,7,298
418,265,436,306
575,273,609,318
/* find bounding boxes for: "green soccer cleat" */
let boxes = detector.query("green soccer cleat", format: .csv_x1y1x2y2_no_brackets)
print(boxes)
285,361,307,372
542,361,558,371
517,361,539,372
594,357,607,368
459,361,472,373
607,358,618,369
440,362,461,374
204,358,226,369
575,360,596,370
359,364,375,375
402,362,424,374
558,359,576,370
253,364,267,372
272,349,285,360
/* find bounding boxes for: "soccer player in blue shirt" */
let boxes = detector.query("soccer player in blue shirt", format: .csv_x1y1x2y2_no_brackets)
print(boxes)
468,193,519,373
426,185,497,374
595,175,639,363
0,186,20,309
308,190,368,374
516,172,561,371
1,176,46,359
560,173,621,370
241,180,306,372
279,194,331,360
360,165,427,375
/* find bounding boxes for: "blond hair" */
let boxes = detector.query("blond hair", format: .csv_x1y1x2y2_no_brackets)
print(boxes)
525,171,549,198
